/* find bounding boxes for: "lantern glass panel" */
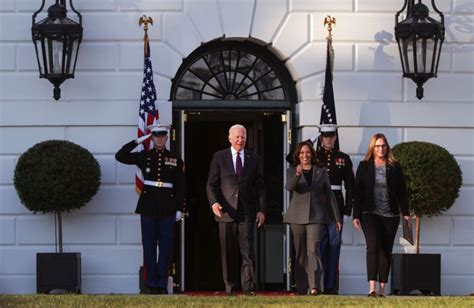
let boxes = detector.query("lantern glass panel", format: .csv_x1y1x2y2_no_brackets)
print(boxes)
68,38,79,74
45,38,64,74
415,37,436,74
433,37,442,74
33,38,46,75
401,37,414,73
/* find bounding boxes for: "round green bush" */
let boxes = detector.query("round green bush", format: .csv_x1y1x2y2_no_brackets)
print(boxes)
14,140,101,213
392,141,462,218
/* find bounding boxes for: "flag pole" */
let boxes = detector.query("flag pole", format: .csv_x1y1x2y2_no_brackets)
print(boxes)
139,15,153,57
318,15,340,152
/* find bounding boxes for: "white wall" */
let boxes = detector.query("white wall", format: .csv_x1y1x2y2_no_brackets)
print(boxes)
0,0,472,294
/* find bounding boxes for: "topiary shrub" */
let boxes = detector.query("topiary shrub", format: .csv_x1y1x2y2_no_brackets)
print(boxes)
14,140,101,252
392,141,462,253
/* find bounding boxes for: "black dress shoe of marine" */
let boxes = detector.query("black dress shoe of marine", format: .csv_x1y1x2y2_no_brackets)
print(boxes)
326,289,339,295
143,285,160,295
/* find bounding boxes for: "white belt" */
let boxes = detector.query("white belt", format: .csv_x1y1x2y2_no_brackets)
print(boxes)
331,185,342,190
144,180,173,188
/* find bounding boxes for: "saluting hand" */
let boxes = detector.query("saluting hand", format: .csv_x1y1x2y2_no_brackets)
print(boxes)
136,133,151,144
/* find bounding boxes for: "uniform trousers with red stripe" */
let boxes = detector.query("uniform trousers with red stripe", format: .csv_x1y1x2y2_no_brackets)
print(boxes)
140,215,175,290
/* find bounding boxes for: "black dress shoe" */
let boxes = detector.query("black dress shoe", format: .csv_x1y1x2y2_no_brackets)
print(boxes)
243,290,256,296
323,288,338,295
310,288,319,296
368,291,377,297
143,285,160,295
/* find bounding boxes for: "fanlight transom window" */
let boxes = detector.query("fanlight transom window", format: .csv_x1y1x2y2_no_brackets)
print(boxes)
175,49,285,101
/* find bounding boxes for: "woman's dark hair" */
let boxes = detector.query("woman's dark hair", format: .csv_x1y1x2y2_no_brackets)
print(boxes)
292,141,319,167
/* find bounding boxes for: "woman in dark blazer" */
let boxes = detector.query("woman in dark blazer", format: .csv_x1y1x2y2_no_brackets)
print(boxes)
284,141,341,295
352,133,410,297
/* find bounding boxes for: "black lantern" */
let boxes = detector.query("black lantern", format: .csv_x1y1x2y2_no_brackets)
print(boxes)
32,0,82,100
395,0,445,100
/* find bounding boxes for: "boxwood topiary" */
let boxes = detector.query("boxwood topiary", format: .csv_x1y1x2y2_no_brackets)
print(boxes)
392,141,462,253
14,140,101,252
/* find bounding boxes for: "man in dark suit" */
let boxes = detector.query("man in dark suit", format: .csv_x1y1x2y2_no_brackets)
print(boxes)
115,124,185,295
206,124,266,295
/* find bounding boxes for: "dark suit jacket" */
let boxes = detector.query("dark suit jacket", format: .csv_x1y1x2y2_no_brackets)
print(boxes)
206,148,266,222
115,140,186,217
283,166,341,225
353,159,409,220
316,150,355,217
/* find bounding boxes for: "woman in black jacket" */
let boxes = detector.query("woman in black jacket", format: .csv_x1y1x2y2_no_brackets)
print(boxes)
352,133,410,297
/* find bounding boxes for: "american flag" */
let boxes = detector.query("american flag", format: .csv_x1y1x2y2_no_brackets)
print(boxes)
135,44,159,193
316,35,340,151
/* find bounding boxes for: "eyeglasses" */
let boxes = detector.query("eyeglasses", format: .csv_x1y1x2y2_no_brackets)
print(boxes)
374,144,387,148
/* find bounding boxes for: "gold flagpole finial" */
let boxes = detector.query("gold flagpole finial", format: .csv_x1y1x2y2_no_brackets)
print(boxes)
324,15,336,37
139,15,153,55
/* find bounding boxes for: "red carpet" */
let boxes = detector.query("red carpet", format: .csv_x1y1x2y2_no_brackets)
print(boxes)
181,291,297,296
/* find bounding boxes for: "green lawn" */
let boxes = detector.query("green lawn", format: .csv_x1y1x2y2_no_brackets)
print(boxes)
0,295,473,308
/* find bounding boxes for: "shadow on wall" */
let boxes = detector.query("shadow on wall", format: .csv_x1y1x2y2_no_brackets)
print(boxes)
445,2,474,43
370,30,396,71
447,2,474,67
357,31,401,155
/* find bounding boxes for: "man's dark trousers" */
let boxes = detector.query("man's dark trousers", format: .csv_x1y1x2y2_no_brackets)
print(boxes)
218,218,256,293
141,215,175,290
320,220,342,292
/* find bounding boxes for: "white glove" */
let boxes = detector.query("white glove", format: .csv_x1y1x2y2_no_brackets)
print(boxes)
175,211,182,222
136,134,151,144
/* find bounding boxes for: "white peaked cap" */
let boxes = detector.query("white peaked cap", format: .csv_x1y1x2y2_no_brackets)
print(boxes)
147,123,171,134
318,124,338,133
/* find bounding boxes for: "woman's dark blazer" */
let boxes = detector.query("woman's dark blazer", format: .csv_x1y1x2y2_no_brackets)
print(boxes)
353,159,409,220
283,166,341,225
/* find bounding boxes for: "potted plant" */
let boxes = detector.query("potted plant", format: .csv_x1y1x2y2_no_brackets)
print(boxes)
14,140,101,294
390,141,462,295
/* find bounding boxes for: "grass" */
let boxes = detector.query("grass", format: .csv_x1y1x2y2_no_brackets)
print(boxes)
0,294,473,308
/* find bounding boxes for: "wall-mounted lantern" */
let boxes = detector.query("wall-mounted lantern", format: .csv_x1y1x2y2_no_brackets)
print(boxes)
32,0,82,100
395,0,445,100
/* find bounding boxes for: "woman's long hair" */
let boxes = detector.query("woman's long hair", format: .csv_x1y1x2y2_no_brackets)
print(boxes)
292,141,319,167
363,133,397,165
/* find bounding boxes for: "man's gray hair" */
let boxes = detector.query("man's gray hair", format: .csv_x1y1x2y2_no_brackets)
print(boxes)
229,124,246,135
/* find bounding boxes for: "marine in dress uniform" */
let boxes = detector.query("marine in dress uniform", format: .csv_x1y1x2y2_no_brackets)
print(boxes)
115,124,185,294
316,124,355,295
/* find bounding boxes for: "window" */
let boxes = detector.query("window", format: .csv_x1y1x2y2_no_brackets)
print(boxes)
171,38,296,108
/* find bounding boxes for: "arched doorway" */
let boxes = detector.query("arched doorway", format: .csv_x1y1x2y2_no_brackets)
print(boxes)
170,37,297,292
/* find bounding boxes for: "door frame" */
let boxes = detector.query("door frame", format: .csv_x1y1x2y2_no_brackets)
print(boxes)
172,108,293,291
